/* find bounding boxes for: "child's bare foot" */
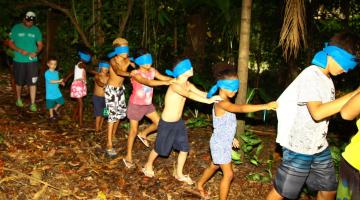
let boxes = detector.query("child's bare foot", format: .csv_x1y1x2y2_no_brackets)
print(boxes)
196,184,210,199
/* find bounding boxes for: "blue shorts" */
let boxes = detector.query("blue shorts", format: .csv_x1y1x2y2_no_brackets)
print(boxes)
92,95,106,117
155,119,189,157
46,97,65,109
273,147,337,199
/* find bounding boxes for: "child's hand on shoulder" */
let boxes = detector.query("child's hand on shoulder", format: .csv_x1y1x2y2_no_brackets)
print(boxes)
130,70,137,77
167,78,176,85
209,95,223,104
232,138,240,148
265,101,277,110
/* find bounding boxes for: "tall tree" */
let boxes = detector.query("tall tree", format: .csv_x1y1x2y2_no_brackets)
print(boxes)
235,0,252,142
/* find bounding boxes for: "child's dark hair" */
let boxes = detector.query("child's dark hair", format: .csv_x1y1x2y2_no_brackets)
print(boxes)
134,48,149,58
212,63,237,80
329,32,360,58
47,55,57,62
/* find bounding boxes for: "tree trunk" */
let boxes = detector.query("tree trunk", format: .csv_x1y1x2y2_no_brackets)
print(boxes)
119,0,134,37
184,10,207,74
37,0,91,48
235,0,252,152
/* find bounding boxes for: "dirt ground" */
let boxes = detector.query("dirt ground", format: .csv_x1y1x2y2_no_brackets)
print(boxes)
0,69,316,200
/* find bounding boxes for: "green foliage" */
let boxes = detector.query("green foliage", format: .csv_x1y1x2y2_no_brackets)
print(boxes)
0,132,3,144
186,116,210,128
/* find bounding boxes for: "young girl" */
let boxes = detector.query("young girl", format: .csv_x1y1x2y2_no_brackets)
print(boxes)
196,65,277,200
64,50,92,127
123,52,174,168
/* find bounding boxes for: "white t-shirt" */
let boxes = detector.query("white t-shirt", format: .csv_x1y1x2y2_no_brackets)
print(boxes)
276,65,335,155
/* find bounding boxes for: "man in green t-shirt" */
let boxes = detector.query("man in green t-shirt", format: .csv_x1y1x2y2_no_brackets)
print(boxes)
8,11,43,112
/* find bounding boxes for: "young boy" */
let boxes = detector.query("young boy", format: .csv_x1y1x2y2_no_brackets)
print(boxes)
105,38,134,156
44,56,64,121
92,61,110,133
142,59,222,184
267,32,360,200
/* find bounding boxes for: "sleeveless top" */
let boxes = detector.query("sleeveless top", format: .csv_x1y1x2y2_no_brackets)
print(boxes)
129,68,156,105
74,62,86,81
211,107,237,146
342,118,360,170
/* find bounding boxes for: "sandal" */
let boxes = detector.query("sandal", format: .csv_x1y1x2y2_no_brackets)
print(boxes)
122,158,135,168
174,174,194,185
142,167,155,178
105,148,117,157
137,135,150,147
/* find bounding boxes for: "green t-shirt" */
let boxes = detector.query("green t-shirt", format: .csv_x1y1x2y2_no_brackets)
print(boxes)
9,23,42,63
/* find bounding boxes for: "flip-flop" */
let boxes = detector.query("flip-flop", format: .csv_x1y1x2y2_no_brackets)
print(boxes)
174,174,194,185
142,167,155,178
137,135,150,147
122,158,135,169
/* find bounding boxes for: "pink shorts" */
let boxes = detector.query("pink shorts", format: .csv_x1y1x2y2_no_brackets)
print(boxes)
70,80,87,98
127,103,156,121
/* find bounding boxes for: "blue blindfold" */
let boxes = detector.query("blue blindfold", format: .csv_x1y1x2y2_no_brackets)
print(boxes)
165,59,192,78
207,79,240,98
78,51,91,63
99,61,110,69
311,44,358,72
107,46,129,58
135,53,152,66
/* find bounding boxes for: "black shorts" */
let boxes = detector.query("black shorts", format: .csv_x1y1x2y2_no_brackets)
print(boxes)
92,95,106,117
155,119,189,157
13,61,39,86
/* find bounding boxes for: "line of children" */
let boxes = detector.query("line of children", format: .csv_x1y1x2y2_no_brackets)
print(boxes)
40,32,359,199
196,64,277,199
123,51,174,168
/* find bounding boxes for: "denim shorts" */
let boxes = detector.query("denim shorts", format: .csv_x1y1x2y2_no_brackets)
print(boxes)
154,119,189,157
273,147,337,199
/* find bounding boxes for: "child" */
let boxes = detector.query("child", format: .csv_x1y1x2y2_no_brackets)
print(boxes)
267,32,360,200
64,50,92,128
105,38,134,157
44,56,65,120
196,65,277,200
336,91,360,200
142,59,222,185
123,52,174,168
93,61,110,133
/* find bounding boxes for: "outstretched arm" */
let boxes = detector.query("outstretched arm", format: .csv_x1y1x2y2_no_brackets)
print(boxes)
218,101,277,113
133,73,172,87
110,59,131,77
340,92,360,120
189,83,207,97
170,83,221,104
154,70,173,81
94,75,106,88
307,88,360,121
